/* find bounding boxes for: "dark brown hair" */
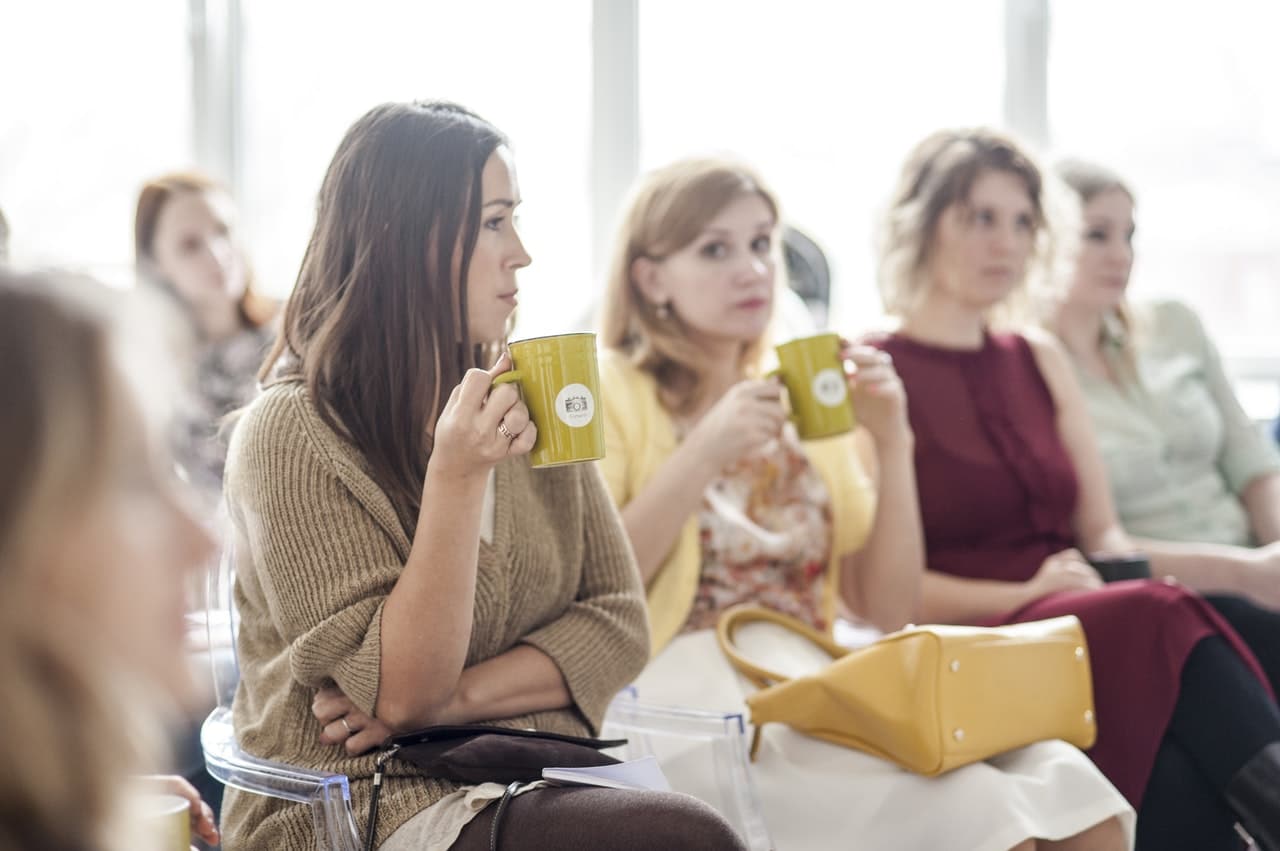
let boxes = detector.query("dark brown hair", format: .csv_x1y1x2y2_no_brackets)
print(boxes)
134,171,276,328
261,101,508,532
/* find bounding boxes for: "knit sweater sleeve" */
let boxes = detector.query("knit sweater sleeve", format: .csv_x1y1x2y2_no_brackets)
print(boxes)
226,390,400,716
521,462,650,732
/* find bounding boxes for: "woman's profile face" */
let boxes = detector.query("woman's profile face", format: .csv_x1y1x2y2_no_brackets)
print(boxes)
466,147,532,344
46,370,214,705
926,169,1037,311
148,189,247,319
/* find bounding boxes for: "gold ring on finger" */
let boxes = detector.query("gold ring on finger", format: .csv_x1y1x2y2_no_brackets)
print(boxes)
498,421,516,441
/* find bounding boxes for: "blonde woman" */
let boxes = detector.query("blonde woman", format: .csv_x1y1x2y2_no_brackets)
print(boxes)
597,158,1133,851
0,270,220,851
1048,160,1280,610
871,128,1280,850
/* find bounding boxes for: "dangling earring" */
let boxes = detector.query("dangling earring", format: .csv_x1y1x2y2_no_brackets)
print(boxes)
655,301,672,320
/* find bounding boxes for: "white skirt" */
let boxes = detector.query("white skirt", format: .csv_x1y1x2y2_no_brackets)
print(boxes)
635,627,1136,851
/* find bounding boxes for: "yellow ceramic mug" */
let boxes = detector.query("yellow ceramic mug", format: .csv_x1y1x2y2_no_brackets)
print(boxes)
771,332,855,440
492,333,606,468
136,793,190,851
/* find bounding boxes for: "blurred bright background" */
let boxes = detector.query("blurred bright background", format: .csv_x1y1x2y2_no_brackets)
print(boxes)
3,0,1278,415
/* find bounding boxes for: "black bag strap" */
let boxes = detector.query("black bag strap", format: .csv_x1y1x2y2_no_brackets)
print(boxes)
364,745,401,851
489,781,522,851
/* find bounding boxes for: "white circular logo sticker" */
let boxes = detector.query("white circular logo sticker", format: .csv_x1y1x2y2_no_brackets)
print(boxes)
554,383,596,428
811,368,847,408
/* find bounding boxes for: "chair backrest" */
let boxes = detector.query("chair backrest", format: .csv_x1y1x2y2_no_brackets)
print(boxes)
783,225,831,328
603,695,773,851
199,538,363,851
205,543,241,711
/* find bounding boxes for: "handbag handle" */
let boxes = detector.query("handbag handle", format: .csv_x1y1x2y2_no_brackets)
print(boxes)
715,604,848,689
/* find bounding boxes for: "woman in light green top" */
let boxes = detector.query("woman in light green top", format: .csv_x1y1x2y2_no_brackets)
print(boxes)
1048,159,1280,613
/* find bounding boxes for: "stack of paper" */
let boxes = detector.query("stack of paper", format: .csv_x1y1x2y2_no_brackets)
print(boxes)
542,756,672,792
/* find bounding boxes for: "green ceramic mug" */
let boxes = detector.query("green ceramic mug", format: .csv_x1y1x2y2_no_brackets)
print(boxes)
137,793,190,851
770,332,856,440
492,332,606,468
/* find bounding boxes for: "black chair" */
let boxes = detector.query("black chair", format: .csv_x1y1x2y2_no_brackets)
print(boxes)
782,226,831,328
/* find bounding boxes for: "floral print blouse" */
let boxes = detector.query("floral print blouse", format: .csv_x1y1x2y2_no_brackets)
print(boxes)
685,426,834,634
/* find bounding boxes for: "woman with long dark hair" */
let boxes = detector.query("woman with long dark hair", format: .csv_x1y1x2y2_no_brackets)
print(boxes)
220,101,744,851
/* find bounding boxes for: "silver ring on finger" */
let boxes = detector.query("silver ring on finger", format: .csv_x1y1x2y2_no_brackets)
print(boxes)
498,420,516,441
340,717,354,736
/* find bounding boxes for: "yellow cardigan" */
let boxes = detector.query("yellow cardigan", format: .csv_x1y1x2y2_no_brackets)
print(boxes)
598,350,877,655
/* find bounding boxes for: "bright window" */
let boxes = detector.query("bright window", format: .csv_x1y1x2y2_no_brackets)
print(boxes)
238,0,592,337
1049,0,1280,373
0,1,191,286
638,0,1006,332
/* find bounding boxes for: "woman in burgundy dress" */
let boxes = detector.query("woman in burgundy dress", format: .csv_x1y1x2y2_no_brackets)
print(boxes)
870,129,1280,851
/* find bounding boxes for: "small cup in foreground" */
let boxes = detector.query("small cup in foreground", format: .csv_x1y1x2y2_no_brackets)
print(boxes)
135,793,190,851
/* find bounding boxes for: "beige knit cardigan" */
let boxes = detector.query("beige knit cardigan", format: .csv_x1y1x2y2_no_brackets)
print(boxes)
220,381,649,850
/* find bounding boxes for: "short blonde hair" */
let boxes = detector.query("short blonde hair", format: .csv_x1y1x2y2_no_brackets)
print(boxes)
599,158,780,414
878,128,1063,328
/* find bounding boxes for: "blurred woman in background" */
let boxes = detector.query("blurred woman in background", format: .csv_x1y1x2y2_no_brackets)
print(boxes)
135,172,276,507
1049,159,1280,611
135,170,278,823
872,128,1280,850
0,269,219,851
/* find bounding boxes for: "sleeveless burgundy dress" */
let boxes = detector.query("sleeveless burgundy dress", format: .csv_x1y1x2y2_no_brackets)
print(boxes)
872,331,1269,805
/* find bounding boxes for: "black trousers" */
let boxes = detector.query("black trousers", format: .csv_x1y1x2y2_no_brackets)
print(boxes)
1138,632,1280,850
1205,594,1280,694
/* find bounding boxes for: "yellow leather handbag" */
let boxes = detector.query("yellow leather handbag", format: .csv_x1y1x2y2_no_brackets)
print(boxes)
716,605,1098,776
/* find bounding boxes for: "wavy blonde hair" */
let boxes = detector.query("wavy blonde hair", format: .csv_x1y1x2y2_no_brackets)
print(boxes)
1054,158,1140,361
599,158,780,415
0,271,157,851
878,128,1068,328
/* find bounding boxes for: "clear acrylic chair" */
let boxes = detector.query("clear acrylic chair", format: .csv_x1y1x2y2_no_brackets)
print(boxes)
603,692,774,851
200,542,770,850
200,544,363,851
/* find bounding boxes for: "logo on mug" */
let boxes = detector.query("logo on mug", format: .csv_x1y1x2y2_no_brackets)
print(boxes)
811,368,847,407
555,383,596,428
